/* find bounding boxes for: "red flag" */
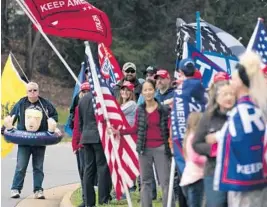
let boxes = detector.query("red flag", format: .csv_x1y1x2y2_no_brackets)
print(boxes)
98,43,123,85
25,0,112,46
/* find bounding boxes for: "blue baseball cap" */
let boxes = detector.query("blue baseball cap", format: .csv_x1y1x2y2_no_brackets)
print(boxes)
179,58,195,76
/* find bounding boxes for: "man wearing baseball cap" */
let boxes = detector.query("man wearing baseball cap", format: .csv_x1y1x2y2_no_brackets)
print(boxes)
144,66,157,80
177,58,206,103
113,62,142,100
154,69,174,106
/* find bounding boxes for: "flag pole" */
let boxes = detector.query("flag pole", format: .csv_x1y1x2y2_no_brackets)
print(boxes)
196,11,202,51
167,157,176,207
84,41,133,207
15,0,80,85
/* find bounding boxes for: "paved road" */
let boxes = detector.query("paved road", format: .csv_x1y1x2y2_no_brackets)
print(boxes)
1,143,79,207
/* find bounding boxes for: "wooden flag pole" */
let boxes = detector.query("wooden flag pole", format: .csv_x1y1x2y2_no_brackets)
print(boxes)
15,0,80,85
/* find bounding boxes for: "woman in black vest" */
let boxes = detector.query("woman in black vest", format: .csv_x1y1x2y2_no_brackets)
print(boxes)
112,79,175,207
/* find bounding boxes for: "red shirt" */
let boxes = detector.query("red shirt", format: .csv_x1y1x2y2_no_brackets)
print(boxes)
72,106,83,152
120,108,164,148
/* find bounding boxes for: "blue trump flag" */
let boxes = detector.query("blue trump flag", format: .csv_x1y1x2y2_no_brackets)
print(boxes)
214,96,267,191
183,42,229,88
64,62,87,136
171,78,206,173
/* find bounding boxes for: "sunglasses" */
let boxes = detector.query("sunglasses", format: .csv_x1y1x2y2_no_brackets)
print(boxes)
28,89,38,92
125,69,135,74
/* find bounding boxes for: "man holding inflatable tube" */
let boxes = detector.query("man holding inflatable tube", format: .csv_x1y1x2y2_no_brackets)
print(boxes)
4,82,58,199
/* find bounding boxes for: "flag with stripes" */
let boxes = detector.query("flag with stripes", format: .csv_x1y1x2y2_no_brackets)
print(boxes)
98,43,123,88
85,53,139,200
176,20,245,57
247,18,267,66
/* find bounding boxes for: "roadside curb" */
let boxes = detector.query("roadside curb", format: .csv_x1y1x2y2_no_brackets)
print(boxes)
59,183,80,207
15,183,80,207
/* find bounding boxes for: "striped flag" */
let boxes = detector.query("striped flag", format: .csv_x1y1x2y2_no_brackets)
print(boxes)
98,43,123,88
85,49,139,200
247,18,267,66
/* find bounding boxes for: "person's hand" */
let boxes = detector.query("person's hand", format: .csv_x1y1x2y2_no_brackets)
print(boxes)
48,118,57,132
205,133,217,144
4,115,15,130
54,128,62,137
108,125,120,135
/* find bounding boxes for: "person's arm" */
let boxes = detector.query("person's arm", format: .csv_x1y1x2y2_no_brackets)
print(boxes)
192,113,213,157
46,100,58,122
120,110,138,135
9,100,21,124
69,94,79,129
78,102,83,135
189,133,207,164
72,107,82,152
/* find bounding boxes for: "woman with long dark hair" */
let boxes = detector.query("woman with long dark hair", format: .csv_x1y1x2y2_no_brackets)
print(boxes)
111,79,175,207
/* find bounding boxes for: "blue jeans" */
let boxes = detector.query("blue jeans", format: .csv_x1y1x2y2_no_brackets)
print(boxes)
204,176,227,207
184,179,204,207
11,145,46,192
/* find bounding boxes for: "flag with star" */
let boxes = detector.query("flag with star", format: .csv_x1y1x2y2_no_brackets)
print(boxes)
85,49,139,200
247,18,267,66
177,24,233,56
25,0,112,46
176,19,241,77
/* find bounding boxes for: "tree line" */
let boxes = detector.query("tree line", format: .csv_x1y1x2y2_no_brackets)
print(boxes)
1,0,267,86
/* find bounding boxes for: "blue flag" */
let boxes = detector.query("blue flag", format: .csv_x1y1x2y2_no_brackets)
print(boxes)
171,78,206,173
247,18,267,65
214,96,267,191
64,63,87,137
182,42,230,88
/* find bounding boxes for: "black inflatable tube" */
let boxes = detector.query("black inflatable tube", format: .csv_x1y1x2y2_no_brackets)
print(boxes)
4,128,63,146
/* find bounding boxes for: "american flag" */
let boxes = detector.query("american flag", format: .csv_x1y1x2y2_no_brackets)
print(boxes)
85,51,139,200
247,18,267,65
177,24,233,57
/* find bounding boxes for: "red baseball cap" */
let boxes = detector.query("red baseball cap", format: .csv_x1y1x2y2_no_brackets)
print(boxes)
155,69,170,79
121,81,134,91
80,82,90,91
193,70,202,79
213,72,230,83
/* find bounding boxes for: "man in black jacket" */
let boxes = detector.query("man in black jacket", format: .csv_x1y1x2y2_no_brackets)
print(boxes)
8,82,58,199
79,92,112,207
113,62,142,100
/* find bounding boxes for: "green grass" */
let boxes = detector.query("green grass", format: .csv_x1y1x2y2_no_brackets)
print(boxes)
57,107,69,125
57,107,72,142
71,187,169,207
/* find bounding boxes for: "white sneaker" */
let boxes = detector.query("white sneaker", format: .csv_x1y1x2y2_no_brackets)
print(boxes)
34,190,45,199
10,189,20,198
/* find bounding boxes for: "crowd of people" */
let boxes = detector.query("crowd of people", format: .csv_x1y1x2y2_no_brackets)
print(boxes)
2,50,267,207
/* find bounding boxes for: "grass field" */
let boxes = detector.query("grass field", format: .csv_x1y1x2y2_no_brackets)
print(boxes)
56,107,72,142
57,107,70,125
71,187,167,207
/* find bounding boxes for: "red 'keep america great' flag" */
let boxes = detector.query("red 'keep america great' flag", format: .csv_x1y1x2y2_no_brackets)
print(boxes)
25,0,112,46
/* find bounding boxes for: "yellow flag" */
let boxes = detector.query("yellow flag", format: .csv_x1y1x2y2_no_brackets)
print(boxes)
1,54,27,158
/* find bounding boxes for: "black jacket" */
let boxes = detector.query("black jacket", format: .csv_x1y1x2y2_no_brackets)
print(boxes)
113,78,142,101
136,100,172,157
10,96,58,132
192,109,227,176
78,92,100,144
